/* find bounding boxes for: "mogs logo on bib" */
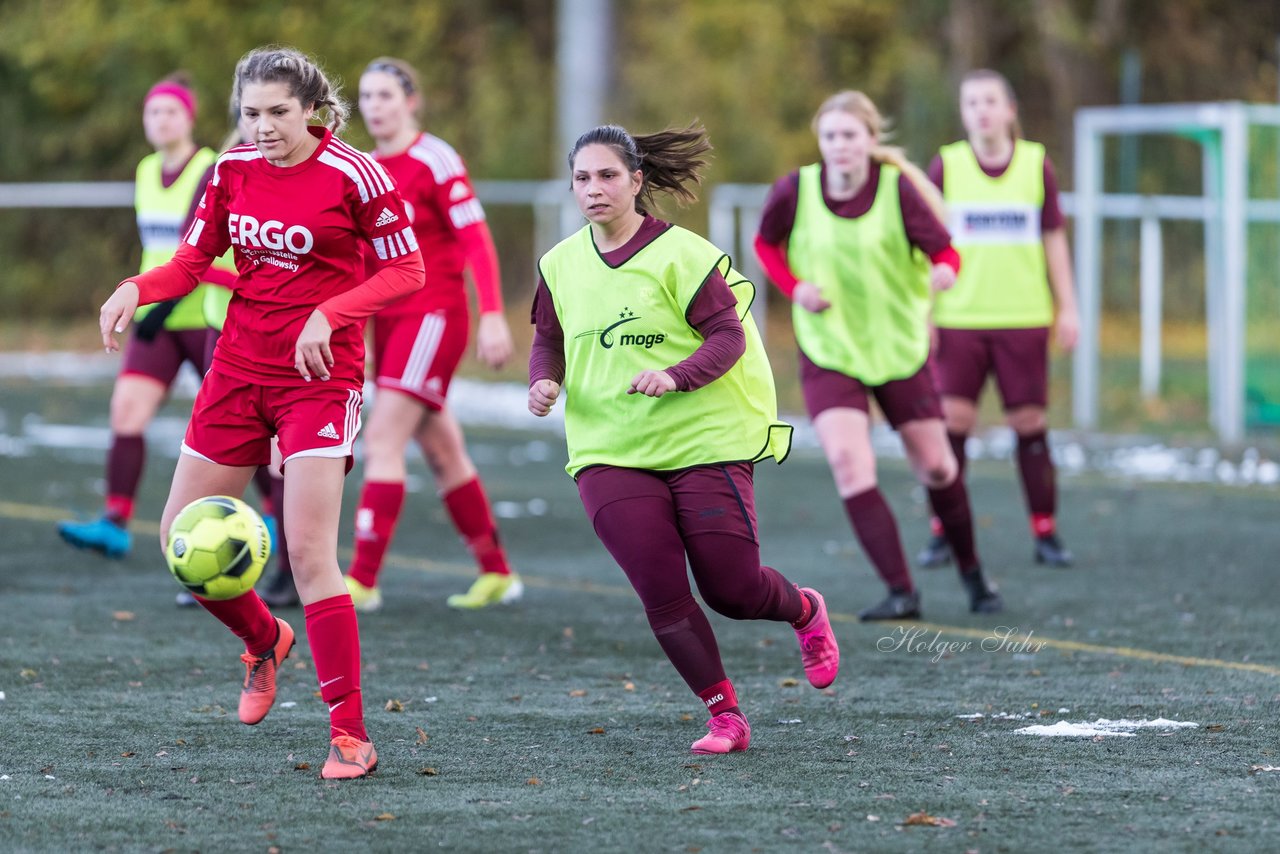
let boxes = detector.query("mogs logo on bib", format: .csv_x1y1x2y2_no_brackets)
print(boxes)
574,306,667,350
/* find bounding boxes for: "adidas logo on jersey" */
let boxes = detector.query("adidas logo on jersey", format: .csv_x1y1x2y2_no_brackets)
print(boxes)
374,207,400,227
317,422,341,440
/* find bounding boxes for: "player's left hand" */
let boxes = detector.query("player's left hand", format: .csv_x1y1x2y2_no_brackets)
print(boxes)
929,263,957,292
627,369,677,398
1055,305,1080,352
100,281,140,353
295,309,335,381
476,312,515,369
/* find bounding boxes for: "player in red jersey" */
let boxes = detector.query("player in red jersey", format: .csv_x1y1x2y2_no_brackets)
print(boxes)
99,47,424,780
915,70,1079,570
336,56,520,612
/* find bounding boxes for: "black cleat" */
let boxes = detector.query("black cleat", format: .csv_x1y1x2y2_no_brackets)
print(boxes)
915,534,952,569
858,590,922,622
259,569,300,608
1034,534,1074,567
961,571,1004,613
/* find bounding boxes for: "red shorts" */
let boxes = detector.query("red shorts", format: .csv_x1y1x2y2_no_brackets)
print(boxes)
931,327,1049,409
121,327,214,385
799,351,942,428
181,369,362,471
372,308,469,411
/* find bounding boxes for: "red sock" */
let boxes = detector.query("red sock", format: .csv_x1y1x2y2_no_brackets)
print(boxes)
789,586,814,629
305,594,367,741
442,477,510,576
842,488,915,594
196,590,278,655
697,679,739,717
105,434,145,523
1031,513,1057,537
347,481,405,588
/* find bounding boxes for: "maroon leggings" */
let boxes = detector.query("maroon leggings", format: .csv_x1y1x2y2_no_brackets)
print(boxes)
577,463,803,695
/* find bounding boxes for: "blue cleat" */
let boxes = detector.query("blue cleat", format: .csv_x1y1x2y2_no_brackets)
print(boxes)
262,514,278,554
57,516,132,559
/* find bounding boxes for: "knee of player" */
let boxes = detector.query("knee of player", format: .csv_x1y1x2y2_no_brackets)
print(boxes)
1007,408,1047,435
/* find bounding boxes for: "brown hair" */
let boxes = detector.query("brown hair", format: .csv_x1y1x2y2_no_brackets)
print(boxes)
811,90,946,224
960,69,1023,140
363,56,423,119
232,46,348,133
568,123,712,215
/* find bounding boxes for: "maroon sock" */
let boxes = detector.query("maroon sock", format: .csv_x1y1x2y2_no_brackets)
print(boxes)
196,590,278,655
347,481,405,588
927,477,981,575
697,679,740,717
685,533,804,624
790,588,814,628
252,466,275,515
948,432,968,479
842,488,914,594
648,595,730,696
305,594,367,741
105,434,145,524
1017,431,1057,526
442,477,510,576
268,475,291,576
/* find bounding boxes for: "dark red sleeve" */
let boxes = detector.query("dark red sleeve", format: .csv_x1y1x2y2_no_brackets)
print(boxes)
898,173,953,257
529,277,565,385
756,173,801,245
664,270,746,392
1042,155,1065,231
926,154,944,191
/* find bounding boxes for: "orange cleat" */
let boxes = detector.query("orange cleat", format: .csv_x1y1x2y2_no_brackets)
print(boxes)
238,617,295,725
321,734,378,779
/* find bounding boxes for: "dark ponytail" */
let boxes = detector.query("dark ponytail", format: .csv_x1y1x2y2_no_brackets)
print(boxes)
568,123,712,214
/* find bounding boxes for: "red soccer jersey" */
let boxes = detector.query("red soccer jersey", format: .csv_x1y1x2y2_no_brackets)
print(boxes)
181,127,419,387
373,132,495,315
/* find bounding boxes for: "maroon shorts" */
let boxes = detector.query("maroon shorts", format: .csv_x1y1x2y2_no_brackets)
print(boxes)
931,326,1049,409
182,369,362,472
121,327,214,385
576,462,758,544
799,351,942,427
372,307,469,411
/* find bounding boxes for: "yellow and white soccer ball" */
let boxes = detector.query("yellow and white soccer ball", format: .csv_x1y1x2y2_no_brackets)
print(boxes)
164,495,271,600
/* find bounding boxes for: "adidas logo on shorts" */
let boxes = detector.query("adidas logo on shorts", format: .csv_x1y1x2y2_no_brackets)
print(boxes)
317,422,341,440
374,207,400,227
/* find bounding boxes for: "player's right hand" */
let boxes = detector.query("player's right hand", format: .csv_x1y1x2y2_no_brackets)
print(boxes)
528,379,560,416
100,281,140,353
794,281,831,313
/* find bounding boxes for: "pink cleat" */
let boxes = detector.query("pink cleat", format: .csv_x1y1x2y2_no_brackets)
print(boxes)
690,711,751,754
794,588,840,689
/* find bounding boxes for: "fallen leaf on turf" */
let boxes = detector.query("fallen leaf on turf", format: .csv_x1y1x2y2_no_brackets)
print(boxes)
527,777,541,785
562,627,574,638
1249,765,1280,773
385,699,404,712
623,682,635,692
588,727,605,735
902,811,957,827
779,678,799,687
120,752,135,758
1205,724,1225,732
679,713,693,721
112,611,135,622
20,669,36,679
418,767,439,776
416,662,430,671
680,806,701,812
416,727,429,745
568,689,587,698
294,763,310,771
374,813,396,821
866,815,880,822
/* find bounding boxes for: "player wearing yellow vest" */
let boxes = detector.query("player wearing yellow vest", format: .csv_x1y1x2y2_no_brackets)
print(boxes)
58,75,255,575
755,90,1003,621
916,70,1079,570
530,124,839,755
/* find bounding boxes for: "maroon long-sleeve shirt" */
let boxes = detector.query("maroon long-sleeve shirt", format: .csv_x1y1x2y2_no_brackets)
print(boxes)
530,215,746,392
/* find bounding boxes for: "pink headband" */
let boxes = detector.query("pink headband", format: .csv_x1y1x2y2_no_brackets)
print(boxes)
145,82,197,119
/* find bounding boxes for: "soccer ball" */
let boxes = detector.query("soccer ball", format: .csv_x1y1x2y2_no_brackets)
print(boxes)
165,496,271,600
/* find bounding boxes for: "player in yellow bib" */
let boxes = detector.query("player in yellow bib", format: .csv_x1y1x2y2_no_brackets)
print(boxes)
916,70,1079,570
755,91,1003,621
58,74,239,565
530,124,839,755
